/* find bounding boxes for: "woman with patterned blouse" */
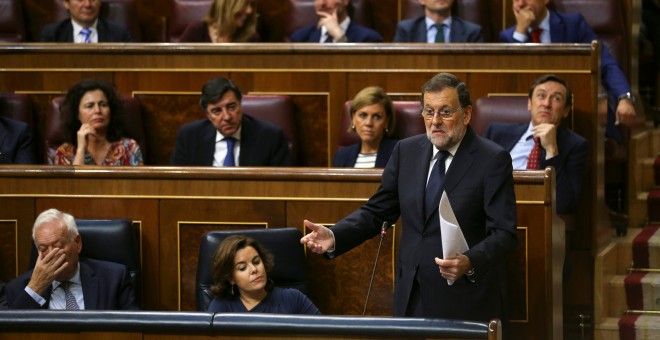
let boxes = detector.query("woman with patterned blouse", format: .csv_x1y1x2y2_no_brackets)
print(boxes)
54,80,143,166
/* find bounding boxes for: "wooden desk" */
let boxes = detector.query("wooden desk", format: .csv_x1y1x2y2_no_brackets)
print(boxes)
0,166,559,340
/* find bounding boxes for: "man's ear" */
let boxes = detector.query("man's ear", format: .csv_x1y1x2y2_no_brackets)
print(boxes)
75,234,82,254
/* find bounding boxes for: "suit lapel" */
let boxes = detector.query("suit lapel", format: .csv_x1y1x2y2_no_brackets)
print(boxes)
424,127,477,223
96,19,107,42
549,11,565,42
238,115,251,165
80,260,99,309
310,28,322,42
201,121,217,165
449,19,463,42
414,19,427,42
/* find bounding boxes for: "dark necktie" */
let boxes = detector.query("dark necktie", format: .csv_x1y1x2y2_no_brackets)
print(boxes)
62,281,80,310
425,151,450,215
527,137,542,169
223,137,235,166
531,28,542,43
324,34,333,43
80,28,92,43
433,24,445,43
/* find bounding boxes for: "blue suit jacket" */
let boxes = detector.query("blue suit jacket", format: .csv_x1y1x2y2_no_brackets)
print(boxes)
40,18,133,42
5,257,138,310
500,11,630,140
485,122,588,214
171,114,291,166
290,21,383,42
393,16,484,42
331,127,517,322
332,137,398,167
0,116,36,164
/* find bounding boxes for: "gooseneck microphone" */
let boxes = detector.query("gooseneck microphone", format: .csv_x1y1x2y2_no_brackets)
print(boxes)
362,221,391,316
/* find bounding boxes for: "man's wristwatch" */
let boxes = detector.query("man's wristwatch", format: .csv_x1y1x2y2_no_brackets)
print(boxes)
617,92,636,103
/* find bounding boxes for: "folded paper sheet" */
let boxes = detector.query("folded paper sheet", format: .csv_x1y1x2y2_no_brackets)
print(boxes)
439,191,469,285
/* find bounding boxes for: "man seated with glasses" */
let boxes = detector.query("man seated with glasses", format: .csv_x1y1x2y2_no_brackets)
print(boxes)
40,0,133,43
171,77,291,166
484,74,587,215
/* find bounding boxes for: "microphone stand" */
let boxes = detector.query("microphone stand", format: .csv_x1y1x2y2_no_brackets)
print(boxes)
362,221,390,316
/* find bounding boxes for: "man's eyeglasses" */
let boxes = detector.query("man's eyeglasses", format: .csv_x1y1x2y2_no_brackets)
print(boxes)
420,106,463,120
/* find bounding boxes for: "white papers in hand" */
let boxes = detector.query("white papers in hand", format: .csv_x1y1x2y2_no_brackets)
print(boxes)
439,191,469,285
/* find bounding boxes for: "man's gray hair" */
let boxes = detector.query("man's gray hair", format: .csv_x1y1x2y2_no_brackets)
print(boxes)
32,208,79,242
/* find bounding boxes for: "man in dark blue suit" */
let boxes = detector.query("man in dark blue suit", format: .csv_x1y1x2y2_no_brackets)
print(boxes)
290,0,382,43
393,0,484,43
301,73,517,325
0,116,36,164
40,0,133,42
5,209,138,310
485,74,588,215
499,0,635,142
171,77,291,166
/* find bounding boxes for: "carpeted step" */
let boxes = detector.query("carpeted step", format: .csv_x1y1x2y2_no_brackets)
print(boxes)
632,224,660,268
619,313,660,340
624,272,660,311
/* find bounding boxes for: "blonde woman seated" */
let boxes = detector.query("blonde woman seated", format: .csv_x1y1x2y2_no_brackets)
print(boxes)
179,0,258,42
333,86,397,168
208,235,320,314
54,80,143,166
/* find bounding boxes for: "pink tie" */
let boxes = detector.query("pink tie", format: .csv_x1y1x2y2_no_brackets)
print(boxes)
527,137,542,169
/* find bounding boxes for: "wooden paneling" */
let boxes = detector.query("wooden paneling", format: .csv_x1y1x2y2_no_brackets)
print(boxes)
1,43,599,169
0,166,559,340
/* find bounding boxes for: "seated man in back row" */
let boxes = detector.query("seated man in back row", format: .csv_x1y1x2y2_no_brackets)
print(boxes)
41,0,133,43
5,208,138,310
500,0,635,143
171,77,291,166
485,74,588,215
290,0,383,43
393,0,484,43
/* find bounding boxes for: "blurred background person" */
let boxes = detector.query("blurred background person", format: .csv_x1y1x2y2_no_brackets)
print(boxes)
41,0,133,43
179,0,258,43
393,0,484,43
54,80,143,166
333,86,397,168
207,235,320,314
290,0,382,43
0,116,36,164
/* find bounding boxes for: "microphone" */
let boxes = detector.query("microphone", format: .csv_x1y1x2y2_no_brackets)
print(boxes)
362,221,391,316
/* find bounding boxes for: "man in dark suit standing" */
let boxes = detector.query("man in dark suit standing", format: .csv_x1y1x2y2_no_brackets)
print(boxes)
499,0,635,142
171,77,291,166
40,0,133,43
0,116,36,164
301,73,517,325
394,0,484,42
5,209,138,310
485,74,587,215
290,0,383,43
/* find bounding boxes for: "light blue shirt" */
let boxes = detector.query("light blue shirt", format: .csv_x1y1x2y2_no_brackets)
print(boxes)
510,122,536,169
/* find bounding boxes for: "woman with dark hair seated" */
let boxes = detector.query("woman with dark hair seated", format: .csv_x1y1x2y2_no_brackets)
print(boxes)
333,86,397,168
54,79,143,166
208,235,320,314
